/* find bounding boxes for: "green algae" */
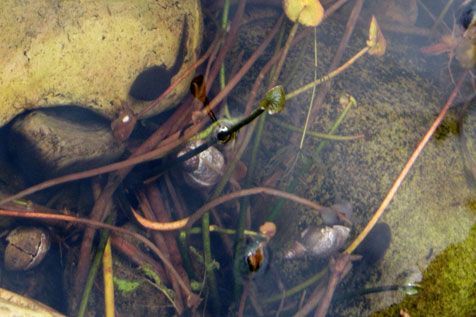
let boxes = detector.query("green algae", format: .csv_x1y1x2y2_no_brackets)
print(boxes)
373,224,476,317
113,277,141,294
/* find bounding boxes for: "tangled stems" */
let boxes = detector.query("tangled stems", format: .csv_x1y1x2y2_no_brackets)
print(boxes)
286,46,369,100
131,187,327,231
0,208,201,309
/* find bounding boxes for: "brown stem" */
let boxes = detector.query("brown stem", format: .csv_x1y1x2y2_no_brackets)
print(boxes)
131,187,327,231
146,185,191,292
138,191,185,314
200,15,284,117
138,33,222,118
0,208,201,309
73,181,114,304
238,279,250,317
110,234,168,284
294,278,328,317
206,0,247,94
314,254,353,317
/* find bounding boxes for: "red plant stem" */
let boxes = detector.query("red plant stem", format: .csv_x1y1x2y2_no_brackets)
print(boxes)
146,185,188,271
110,234,168,284
314,254,353,317
206,0,247,93
132,187,327,231
138,191,185,314
238,279,251,317
200,15,284,117
138,34,222,118
0,208,201,309
294,278,328,317
71,181,114,306
146,185,191,294
324,0,350,19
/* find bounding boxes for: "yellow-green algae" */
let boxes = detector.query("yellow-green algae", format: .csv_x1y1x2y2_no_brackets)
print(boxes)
113,277,141,294
373,224,476,317
0,0,202,125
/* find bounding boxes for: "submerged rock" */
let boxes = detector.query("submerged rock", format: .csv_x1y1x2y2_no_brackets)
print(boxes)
8,108,125,182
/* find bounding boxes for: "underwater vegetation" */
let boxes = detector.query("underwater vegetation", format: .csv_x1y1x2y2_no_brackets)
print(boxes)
373,224,476,317
0,0,474,316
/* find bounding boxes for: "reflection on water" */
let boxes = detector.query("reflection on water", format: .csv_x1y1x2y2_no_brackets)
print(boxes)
0,0,474,316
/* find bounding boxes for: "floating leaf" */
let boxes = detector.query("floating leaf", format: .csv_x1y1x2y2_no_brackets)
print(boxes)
259,85,286,114
283,0,325,27
367,16,386,56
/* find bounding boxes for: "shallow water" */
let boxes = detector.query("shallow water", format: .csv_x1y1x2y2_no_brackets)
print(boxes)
0,0,475,316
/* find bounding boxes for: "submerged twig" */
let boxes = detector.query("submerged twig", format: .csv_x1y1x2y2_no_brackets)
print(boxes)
286,46,369,99
314,253,355,317
131,187,328,231
0,208,201,309
138,191,185,313
272,118,363,141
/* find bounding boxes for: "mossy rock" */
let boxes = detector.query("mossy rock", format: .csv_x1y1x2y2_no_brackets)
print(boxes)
373,224,476,317
0,0,202,125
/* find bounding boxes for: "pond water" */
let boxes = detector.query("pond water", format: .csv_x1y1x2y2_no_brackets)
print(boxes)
0,0,474,316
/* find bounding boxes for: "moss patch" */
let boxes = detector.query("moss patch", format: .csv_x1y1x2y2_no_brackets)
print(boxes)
373,224,476,317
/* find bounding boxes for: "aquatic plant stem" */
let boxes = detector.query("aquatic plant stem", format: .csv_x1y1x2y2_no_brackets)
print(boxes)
138,34,221,118
429,0,454,34
78,227,109,317
346,71,468,254
102,238,115,317
299,26,319,149
0,208,201,309
139,192,185,313
272,119,363,141
315,254,353,317
315,94,357,153
286,46,369,100
271,21,299,84
267,96,356,221
188,225,262,238
201,212,219,312
264,268,327,304
219,0,230,106
131,187,327,231
294,278,327,317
